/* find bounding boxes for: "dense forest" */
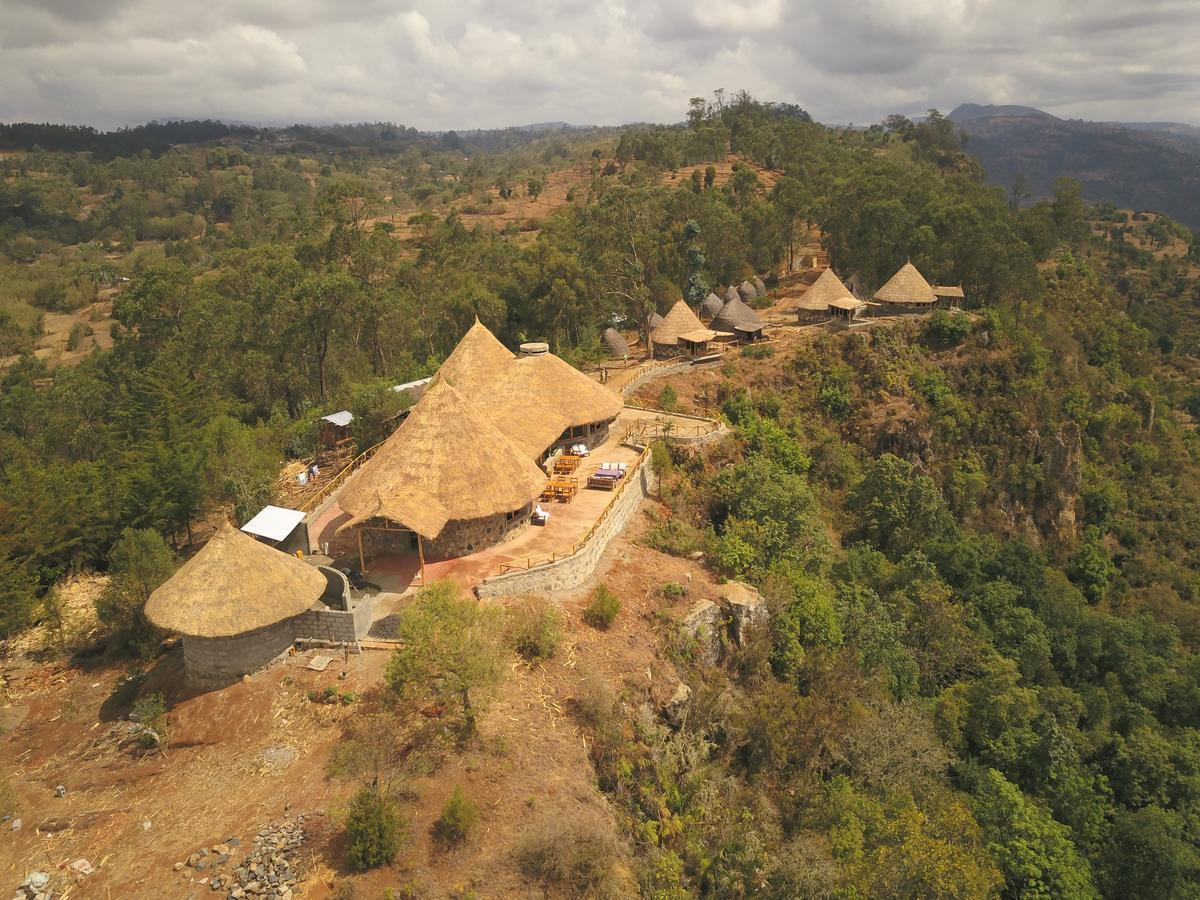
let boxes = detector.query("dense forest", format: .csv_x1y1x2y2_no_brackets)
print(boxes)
4,91,1200,896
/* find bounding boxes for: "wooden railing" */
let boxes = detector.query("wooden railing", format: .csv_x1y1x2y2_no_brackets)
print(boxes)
622,416,720,445
299,441,385,514
497,446,651,574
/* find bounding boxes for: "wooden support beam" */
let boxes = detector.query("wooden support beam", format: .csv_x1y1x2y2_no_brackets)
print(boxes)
357,527,366,574
417,534,427,586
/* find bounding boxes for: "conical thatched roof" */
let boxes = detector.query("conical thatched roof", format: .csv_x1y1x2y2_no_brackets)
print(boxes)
800,268,855,310
724,285,739,304
701,293,724,320
737,280,757,301
874,262,936,304
752,275,767,295
602,327,629,357
711,295,765,334
434,318,516,395
648,312,665,329
492,353,623,447
652,300,707,346
145,521,324,638
339,381,545,540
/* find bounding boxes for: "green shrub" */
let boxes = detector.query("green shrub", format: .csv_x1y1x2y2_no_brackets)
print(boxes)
924,308,972,346
508,597,563,662
433,786,479,846
95,527,175,658
584,585,621,630
344,786,404,871
657,385,679,412
660,582,686,600
644,516,704,557
130,692,167,747
741,343,774,359
65,321,93,351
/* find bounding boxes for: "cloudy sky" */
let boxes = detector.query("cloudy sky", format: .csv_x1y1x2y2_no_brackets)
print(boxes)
2,0,1199,130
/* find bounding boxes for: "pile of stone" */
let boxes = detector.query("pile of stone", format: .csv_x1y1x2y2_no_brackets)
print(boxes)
13,871,52,899
177,815,311,899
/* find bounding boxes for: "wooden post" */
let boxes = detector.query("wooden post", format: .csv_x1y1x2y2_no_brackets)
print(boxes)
417,534,427,586
357,527,366,574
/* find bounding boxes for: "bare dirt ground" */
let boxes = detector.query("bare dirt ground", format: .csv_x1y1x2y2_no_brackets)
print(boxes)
0,511,715,898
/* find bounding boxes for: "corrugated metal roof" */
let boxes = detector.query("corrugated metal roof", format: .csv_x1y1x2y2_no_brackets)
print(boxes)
392,376,433,394
241,506,306,543
320,410,354,427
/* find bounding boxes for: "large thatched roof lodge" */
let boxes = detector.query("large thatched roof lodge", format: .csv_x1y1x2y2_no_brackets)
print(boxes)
145,522,366,686
336,319,623,563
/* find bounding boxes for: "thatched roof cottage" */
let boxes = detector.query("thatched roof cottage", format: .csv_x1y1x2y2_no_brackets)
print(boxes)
652,300,722,358
145,522,327,686
873,262,937,312
711,295,765,342
602,327,630,358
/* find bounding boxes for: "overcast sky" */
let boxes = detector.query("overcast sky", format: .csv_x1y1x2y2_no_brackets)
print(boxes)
2,0,1199,130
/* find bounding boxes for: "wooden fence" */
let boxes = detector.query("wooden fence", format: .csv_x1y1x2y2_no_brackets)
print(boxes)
299,441,384,514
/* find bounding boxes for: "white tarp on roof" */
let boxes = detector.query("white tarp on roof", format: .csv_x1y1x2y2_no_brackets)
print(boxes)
241,506,306,543
393,376,433,394
320,410,354,427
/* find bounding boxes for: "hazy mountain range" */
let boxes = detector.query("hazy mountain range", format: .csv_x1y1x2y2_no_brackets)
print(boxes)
949,103,1200,229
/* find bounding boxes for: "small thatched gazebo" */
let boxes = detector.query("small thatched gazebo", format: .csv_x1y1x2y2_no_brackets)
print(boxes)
653,300,721,358
602,327,630,358
798,268,853,323
724,285,740,304
701,292,724,321
752,275,767,296
144,521,328,687
873,262,937,313
339,380,546,565
711,295,765,343
737,280,758,302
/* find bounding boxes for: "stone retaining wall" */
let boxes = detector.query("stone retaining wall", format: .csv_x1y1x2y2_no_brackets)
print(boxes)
474,457,656,599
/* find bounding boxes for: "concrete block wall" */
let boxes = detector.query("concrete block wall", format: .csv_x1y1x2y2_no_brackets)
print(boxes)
475,457,657,599
182,619,296,688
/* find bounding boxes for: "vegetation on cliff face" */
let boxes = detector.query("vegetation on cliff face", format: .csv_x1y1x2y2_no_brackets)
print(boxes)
3,92,1200,896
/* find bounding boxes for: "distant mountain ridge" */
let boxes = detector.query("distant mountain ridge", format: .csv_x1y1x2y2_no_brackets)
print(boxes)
949,103,1200,229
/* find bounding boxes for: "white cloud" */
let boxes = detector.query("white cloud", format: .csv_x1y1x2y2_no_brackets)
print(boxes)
0,0,1197,129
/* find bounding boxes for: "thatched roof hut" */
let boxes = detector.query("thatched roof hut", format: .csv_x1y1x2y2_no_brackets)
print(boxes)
724,285,740,304
338,381,545,541
701,292,724,320
752,275,767,295
602,327,629,357
800,268,854,311
648,312,665,330
652,300,708,349
737,280,758,301
435,318,517,395
874,262,936,305
145,521,325,639
711,295,765,339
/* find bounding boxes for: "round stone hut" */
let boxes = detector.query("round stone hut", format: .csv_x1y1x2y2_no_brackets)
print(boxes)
652,299,721,358
873,261,937,314
798,268,854,324
711,294,765,343
144,522,327,688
